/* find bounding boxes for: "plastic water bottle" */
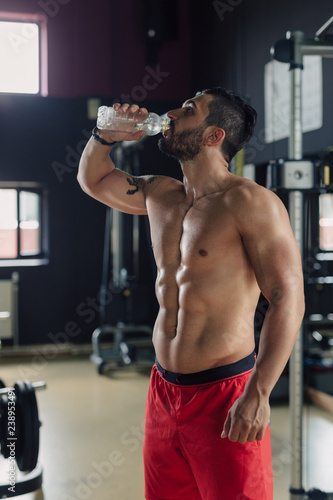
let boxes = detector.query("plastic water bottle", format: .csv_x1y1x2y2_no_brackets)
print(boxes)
97,106,170,136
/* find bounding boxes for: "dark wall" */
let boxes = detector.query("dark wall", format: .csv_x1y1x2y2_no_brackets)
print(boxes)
190,0,333,165
0,94,181,345
0,95,103,344
0,0,191,100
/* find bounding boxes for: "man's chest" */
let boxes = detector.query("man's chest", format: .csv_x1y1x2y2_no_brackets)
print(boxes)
147,197,241,267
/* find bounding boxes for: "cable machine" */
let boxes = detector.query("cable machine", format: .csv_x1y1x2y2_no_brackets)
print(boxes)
270,16,333,500
90,140,155,374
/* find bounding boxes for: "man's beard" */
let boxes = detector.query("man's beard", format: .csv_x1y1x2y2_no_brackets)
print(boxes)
158,122,206,162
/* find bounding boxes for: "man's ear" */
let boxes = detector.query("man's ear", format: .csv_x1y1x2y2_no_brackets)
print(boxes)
203,127,225,146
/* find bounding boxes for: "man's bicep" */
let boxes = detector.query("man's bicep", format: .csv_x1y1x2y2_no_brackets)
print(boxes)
240,194,303,303
84,169,151,215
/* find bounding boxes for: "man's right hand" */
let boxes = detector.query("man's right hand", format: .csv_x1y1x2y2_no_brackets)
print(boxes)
78,101,157,215
97,103,149,144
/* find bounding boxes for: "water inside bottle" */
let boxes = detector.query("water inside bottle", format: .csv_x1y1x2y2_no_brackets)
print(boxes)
97,106,170,136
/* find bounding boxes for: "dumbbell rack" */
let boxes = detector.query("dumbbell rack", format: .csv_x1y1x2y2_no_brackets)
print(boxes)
0,380,46,497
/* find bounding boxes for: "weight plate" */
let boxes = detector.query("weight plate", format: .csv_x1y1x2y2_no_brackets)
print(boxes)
13,380,24,464
0,395,10,459
15,380,40,472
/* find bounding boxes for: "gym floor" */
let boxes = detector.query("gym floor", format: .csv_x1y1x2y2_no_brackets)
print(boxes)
1,352,333,500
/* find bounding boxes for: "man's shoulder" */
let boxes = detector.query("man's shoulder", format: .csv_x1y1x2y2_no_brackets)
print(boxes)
222,177,288,231
225,177,281,211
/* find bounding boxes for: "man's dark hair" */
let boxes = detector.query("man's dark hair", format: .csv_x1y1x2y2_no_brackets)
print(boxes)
197,87,257,163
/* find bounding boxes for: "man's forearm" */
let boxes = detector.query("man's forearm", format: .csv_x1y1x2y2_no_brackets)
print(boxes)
244,293,305,398
77,136,115,192
78,103,148,192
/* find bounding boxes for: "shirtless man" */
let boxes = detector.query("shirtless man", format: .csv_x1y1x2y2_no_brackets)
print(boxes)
78,87,305,500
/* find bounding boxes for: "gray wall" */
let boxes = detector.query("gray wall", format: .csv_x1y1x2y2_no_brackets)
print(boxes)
190,0,333,165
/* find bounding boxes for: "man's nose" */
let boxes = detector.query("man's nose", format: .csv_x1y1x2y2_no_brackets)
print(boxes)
167,108,180,121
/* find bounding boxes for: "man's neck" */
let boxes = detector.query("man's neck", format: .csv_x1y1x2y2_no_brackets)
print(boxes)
180,152,230,204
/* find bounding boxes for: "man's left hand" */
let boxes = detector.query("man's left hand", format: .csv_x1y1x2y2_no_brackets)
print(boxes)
221,392,270,444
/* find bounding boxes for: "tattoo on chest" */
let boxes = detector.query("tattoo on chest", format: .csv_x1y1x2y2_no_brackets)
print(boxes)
126,176,156,195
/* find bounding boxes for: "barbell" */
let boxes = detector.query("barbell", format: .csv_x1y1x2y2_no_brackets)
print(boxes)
0,379,46,473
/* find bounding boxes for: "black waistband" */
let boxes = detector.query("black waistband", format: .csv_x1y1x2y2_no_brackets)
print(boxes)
155,351,256,386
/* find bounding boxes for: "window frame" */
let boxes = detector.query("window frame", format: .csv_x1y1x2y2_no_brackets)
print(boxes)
0,11,48,96
0,182,49,267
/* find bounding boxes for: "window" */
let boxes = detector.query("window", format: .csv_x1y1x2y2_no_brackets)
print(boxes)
0,183,48,266
0,12,47,95
319,193,333,251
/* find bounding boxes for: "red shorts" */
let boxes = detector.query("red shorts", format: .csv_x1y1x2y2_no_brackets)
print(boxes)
143,353,273,500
